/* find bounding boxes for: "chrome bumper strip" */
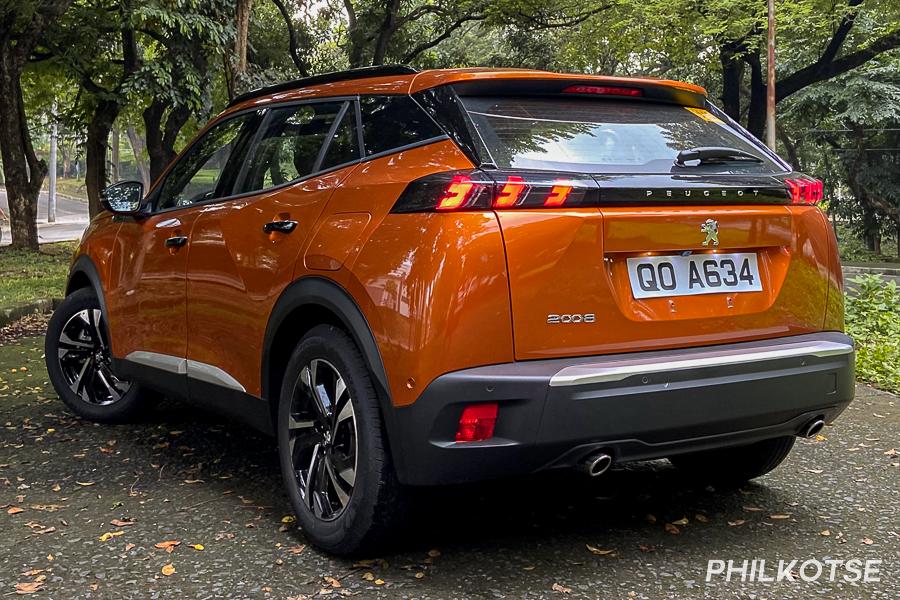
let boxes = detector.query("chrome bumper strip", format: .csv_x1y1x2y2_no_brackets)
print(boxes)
549,340,854,387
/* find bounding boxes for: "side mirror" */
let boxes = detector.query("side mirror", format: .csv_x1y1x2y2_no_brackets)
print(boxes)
102,181,144,215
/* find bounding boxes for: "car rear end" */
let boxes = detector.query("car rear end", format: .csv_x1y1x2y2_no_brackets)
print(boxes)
365,71,854,485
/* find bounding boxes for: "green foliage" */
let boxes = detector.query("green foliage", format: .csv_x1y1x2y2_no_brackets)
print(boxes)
0,242,76,309
845,274,900,393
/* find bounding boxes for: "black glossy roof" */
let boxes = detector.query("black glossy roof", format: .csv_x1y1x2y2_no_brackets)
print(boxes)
228,65,418,107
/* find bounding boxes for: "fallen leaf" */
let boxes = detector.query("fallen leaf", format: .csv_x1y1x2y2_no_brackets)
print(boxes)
728,519,747,527
51,484,61,492
75,481,95,487
190,544,204,551
805,469,824,474
814,434,827,442
125,543,136,551
644,514,657,524
14,580,44,594
586,544,616,556
672,517,689,526
820,530,831,537
288,545,306,555
161,563,176,576
638,544,655,553
20,569,45,577
695,514,710,523
743,506,764,512
183,479,203,484
362,572,375,581
281,515,296,524
155,540,181,553
883,449,897,457
374,579,385,586
664,523,681,534
552,582,572,594
7,506,25,515
769,514,792,520
523,565,536,571
324,576,342,588
862,538,874,545
98,531,124,542
110,519,134,527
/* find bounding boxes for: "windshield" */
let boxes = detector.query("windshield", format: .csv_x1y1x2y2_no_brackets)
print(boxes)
462,96,781,174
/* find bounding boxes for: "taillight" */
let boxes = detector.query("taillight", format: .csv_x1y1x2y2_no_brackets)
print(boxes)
784,176,824,205
562,84,643,97
391,169,599,213
455,403,498,442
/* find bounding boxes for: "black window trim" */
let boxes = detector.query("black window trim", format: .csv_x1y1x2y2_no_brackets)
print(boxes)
147,94,450,216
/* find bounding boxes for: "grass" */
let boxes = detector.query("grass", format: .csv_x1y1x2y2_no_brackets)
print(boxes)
844,274,900,394
43,177,88,202
0,241,75,310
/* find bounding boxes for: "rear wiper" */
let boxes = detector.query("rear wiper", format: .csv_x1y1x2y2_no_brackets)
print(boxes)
674,146,763,167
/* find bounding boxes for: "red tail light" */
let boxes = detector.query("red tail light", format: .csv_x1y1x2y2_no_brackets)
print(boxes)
455,403,498,442
785,177,824,205
562,84,643,97
544,184,573,207
437,175,476,210
495,176,526,208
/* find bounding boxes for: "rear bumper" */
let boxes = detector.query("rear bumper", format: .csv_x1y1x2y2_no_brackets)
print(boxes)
390,332,855,485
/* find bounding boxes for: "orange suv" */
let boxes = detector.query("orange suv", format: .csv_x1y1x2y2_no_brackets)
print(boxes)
45,66,854,554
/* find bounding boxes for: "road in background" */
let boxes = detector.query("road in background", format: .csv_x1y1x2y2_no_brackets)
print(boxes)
0,188,89,246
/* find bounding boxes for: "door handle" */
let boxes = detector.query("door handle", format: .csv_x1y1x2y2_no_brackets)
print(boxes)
165,235,189,248
263,220,298,234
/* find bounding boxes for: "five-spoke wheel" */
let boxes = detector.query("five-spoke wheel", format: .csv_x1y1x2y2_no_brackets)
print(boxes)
288,358,358,520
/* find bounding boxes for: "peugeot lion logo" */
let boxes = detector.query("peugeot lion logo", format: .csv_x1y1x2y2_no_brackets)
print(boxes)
701,219,719,246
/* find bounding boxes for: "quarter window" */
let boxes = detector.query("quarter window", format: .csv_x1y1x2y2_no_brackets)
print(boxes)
156,112,258,211
321,105,361,170
359,96,444,157
238,101,345,194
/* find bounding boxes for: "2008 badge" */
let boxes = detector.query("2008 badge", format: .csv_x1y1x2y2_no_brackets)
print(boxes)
547,313,596,324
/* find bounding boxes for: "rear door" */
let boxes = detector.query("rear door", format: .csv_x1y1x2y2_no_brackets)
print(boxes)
184,99,362,401
461,95,833,359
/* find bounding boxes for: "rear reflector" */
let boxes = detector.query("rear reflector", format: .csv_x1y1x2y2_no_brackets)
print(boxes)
545,184,573,207
785,177,824,205
562,84,643,97
455,403,498,442
495,176,526,208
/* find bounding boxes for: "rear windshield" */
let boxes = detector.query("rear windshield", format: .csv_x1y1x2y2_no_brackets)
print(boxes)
462,97,780,174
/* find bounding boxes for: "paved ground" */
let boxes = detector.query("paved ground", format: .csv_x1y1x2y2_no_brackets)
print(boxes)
0,329,898,599
0,188,89,247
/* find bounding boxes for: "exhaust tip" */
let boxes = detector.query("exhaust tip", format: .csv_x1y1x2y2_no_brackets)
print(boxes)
579,452,613,477
799,417,826,439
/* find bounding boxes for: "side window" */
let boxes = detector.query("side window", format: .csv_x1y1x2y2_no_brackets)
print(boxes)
359,96,444,157
320,105,361,170
238,101,345,194
156,112,257,211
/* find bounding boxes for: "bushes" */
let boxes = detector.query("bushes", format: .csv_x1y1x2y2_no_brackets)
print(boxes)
844,274,900,393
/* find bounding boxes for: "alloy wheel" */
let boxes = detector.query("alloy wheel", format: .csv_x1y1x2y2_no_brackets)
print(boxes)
57,309,131,406
288,358,358,521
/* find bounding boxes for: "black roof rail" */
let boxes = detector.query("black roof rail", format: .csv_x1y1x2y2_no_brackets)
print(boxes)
228,64,418,107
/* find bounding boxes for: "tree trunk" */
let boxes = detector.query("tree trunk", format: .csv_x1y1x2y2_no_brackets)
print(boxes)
143,100,191,183
744,48,767,140
85,99,120,217
126,126,151,188
0,47,44,249
719,40,745,121
226,0,252,98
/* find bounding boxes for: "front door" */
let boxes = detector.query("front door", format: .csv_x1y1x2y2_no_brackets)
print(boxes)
184,99,362,402
107,109,262,395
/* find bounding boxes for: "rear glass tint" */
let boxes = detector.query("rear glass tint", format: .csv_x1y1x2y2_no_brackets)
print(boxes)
462,97,779,174
360,96,444,157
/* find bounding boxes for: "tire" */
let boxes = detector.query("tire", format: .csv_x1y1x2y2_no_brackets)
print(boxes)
669,436,796,485
45,287,149,423
277,324,404,556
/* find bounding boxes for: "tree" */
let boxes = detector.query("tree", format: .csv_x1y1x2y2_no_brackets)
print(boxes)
0,0,74,249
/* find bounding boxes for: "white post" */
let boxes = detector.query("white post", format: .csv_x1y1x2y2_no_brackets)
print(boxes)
48,101,58,223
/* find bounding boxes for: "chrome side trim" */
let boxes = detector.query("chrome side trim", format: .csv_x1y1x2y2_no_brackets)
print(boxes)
185,360,246,392
123,351,246,392
549,340,854,387
125,351,187,375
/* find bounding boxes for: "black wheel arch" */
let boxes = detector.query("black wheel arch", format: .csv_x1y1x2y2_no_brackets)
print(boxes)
66,255,109,317
262,277,400,452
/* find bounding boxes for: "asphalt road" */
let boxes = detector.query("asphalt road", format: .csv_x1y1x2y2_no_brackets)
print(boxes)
0,188,88,246
0,332,897,599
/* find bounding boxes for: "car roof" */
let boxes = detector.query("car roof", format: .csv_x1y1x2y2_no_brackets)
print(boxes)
226,65,708,113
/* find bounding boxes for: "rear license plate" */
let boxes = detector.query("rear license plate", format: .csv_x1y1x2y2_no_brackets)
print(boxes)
626,253,762,299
